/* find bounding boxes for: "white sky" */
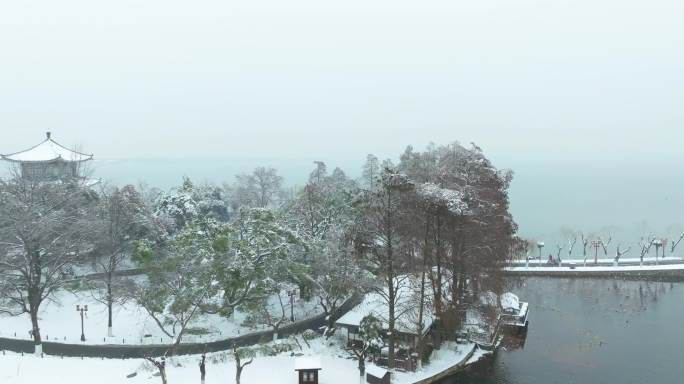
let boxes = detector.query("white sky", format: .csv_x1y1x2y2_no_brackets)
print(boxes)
1,0,683,237
1,0,682,162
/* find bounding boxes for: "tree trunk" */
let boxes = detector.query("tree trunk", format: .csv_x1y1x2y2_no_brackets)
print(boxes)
416,259,427,370
386,189,396,372
236,365,242,384
28,288,43,355
107,272,114,337
387,271,395,371
29,306,43,355
434,215,443,315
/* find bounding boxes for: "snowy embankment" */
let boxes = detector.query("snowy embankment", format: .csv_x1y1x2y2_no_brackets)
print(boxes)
0,337,489,384
505,262,684,277
393,342,481,384
509,256,684,266
0,288,321,345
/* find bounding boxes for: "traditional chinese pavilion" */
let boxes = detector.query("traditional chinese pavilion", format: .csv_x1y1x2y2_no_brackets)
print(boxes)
1,132,93,180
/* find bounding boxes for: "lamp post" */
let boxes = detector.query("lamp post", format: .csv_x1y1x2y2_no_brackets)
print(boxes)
76,305,88,342
591,240,601,264
537,242,545,264
653,239,663,264
287,289,297,322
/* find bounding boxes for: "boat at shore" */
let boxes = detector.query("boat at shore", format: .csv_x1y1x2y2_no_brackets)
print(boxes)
499,292,529,335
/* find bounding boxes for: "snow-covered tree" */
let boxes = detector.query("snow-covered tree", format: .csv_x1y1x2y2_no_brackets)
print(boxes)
614,244,631,264
285,163,357,244
144,356,168,384
308,237,371,336
154,177,200,232
243,286,290,342
133,222,220,346
348,314,384,377
580,233,591,266
232,345,255,384
154,177,229,233
356,165,414,371
671,233,684,253
361,154,381,192
0,175,96,355
230,167,284,209
89,184,161,337
639,234,656,266
226,207,307,338
398,142,518,315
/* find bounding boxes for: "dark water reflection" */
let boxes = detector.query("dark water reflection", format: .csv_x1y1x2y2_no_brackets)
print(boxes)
442,278,684,384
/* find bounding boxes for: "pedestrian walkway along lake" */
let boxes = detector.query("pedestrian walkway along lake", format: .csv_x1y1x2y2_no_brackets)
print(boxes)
442,277,684,384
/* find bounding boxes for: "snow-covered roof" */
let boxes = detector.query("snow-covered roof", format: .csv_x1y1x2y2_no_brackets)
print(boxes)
335,275,437,336
500,292,520,311
365,364,388,378
294,357,322,371
1,132,93,163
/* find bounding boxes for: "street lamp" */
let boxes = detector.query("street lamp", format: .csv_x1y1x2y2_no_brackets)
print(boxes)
287,289,297,322
591,240,601,264
652,239,663,264
76,305,88,342
537,242,545,264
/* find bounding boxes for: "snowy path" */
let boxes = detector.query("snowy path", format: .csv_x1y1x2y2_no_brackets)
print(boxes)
510,256,684,266
505,262,684,277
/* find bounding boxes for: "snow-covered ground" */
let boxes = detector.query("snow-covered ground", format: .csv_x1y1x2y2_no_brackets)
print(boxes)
393,341,479,384
0,288,321,345
0,337,487,384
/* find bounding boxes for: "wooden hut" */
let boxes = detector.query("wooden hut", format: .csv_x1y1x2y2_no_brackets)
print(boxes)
366,364,390,384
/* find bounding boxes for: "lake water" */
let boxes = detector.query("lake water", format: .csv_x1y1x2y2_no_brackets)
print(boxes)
443,277,684,384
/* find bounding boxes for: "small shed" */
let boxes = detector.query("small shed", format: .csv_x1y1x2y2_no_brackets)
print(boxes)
294,357,322,384
366,364,390,384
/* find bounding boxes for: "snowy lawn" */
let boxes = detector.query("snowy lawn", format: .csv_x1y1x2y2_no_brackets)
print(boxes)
0,338,359,384
0,336,488,384
0,287,322,345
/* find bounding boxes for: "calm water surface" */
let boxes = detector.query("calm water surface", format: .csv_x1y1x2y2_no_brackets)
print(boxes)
443,277,684,384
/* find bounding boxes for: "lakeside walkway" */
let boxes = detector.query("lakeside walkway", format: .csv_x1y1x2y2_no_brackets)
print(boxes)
505,262,684,279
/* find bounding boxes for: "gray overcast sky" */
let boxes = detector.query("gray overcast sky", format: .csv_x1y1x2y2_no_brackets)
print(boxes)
1,0,682,161
1,0,683,237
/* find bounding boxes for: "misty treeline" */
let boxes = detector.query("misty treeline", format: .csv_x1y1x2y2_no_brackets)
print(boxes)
0,142,521,368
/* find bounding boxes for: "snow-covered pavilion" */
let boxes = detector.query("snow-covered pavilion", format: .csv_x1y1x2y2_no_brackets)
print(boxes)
1,132,93,180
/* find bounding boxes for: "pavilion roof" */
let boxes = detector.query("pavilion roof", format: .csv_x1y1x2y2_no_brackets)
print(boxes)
1,132,93,163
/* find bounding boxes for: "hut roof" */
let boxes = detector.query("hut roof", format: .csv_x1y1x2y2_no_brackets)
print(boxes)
294,357,322,371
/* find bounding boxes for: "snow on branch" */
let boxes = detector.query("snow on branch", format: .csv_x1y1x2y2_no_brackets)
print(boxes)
416,182,468,215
